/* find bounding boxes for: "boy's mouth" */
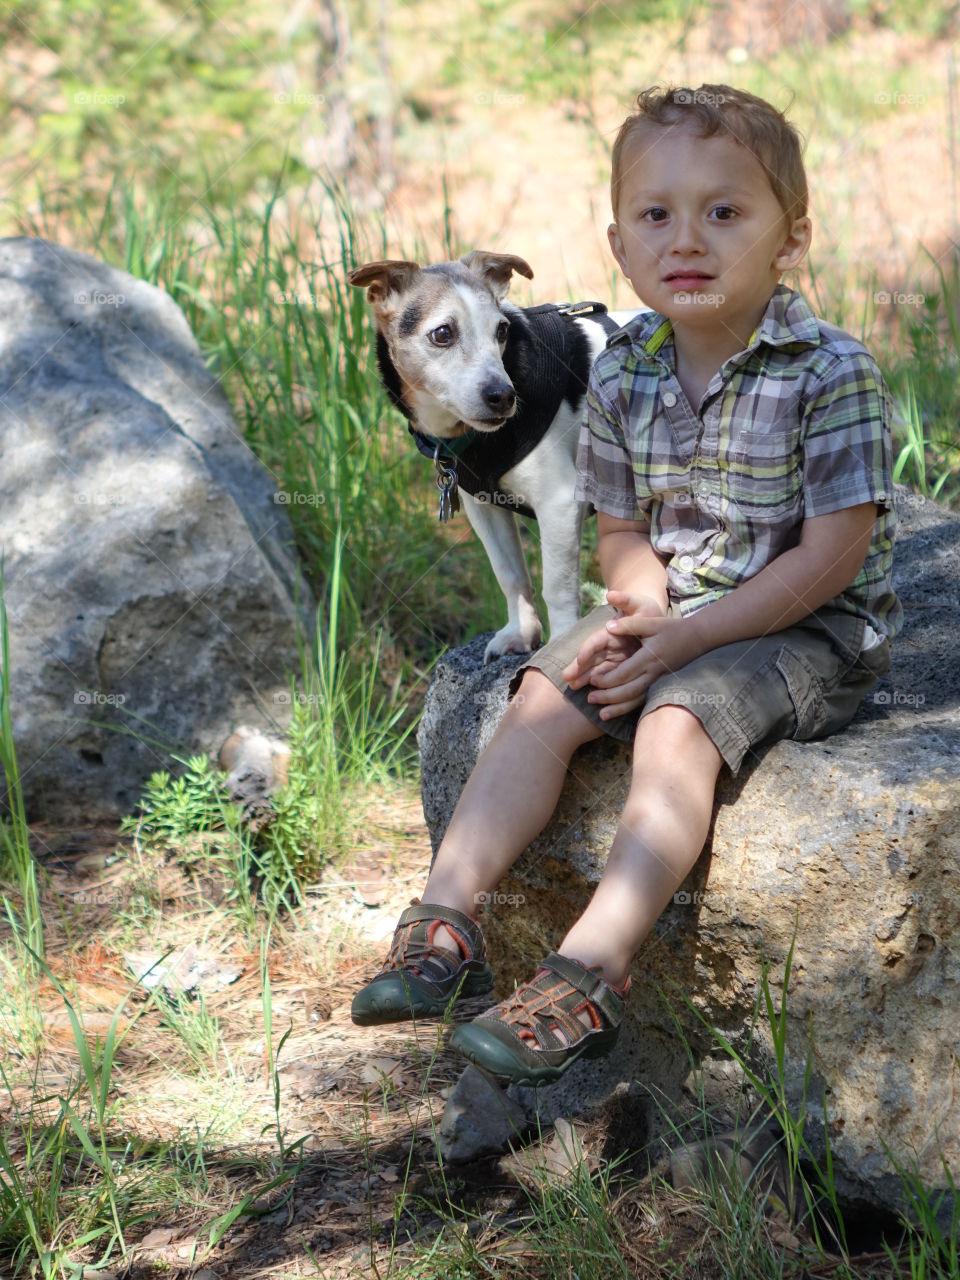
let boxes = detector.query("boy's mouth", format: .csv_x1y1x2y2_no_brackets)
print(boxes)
664,271,714,283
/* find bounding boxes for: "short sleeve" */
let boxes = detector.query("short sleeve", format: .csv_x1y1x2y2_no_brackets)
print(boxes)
801,351,894,518
574,364,646,521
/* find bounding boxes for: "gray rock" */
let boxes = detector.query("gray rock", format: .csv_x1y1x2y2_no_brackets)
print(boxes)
0,237,314,823
438,1064,530,1163
419,486,960,1221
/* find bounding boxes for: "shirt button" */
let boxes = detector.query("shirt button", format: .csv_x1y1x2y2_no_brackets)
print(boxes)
662,390,677,408
678,555,694,572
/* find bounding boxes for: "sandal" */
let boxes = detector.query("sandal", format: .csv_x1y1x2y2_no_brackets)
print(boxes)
351,899,494,1026
449,952,628,1086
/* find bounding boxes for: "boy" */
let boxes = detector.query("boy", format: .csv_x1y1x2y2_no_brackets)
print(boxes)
351,83,902,1087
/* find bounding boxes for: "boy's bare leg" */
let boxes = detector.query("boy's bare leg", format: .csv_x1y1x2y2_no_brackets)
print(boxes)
559,703,723,987
421,668,604,950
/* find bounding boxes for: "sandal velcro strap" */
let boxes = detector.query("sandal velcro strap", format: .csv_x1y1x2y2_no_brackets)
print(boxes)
537,953,627,1029
393,901,486,958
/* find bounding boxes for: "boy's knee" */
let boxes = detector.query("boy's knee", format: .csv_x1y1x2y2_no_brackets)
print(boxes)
508,668,603,742
633,702,722,769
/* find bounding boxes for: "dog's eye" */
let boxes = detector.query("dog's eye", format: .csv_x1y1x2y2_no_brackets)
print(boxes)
428,324,455,347
496,320,509,343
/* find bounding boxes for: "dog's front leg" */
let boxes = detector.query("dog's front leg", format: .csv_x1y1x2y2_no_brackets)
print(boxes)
459,491,542,663
532,492,586,641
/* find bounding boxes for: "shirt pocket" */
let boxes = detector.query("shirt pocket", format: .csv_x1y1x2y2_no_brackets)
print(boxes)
726,426,802,518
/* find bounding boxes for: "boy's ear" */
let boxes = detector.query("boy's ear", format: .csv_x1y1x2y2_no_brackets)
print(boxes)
607,222,629,276
774,216,812,273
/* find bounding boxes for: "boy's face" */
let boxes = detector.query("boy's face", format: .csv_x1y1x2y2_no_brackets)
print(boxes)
608,121,811,340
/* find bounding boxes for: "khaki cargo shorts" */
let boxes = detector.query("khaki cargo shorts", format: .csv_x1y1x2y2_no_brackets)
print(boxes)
508,603,891,776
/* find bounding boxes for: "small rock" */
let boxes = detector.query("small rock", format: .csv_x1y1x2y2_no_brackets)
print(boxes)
438,1065,530,1162
502,1117,593,1187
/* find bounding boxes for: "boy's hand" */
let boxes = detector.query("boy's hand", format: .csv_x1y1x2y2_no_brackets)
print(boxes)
561,592,666,692
581,592,707,719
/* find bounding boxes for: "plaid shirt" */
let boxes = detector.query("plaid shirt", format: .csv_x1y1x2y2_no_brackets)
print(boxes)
575,284,903,653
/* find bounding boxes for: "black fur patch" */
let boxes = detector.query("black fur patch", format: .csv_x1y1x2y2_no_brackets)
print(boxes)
398,302,421,337
375,330,413,419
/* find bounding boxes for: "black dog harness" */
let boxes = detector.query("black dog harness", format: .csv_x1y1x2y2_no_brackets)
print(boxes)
378,301,619,521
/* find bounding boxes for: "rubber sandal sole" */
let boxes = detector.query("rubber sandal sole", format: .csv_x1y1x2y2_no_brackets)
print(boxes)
351,964,495,1026
449,1019,620,1086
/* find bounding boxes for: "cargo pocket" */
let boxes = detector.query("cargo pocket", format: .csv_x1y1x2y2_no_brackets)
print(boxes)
774,645,826,740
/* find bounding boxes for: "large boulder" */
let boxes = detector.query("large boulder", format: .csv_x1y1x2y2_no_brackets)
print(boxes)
0,237,314,823
419,486,959,1221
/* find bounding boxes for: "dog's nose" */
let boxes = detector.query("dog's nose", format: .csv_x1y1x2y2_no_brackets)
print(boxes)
482,383,516,415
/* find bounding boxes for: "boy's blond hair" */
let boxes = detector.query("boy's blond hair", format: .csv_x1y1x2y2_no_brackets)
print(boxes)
611,84,808,228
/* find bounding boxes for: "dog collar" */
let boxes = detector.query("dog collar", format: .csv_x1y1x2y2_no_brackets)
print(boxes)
409,425,479,462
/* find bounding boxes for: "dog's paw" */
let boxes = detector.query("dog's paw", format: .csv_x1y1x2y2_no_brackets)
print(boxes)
483,623,543,664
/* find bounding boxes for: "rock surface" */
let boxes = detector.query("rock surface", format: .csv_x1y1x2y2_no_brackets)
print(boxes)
0,237,314,823
421,486,960,1220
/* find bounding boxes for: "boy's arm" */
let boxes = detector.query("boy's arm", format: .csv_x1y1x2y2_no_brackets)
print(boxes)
590,502,877,718
596,512,669,615
562,512,668,688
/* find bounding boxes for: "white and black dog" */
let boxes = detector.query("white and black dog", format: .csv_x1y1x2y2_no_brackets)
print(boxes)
348,250,637,662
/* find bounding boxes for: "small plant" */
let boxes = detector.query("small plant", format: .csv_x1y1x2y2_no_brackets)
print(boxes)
120,753,232,855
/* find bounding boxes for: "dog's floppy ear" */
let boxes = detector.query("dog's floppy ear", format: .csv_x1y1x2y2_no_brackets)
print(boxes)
459,250,534,300
347,259,421,304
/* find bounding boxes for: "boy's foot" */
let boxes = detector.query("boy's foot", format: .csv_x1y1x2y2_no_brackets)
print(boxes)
351,900,494,1026
449,952,629,1086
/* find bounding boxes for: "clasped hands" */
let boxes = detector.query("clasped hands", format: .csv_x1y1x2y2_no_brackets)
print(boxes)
560,590,706,719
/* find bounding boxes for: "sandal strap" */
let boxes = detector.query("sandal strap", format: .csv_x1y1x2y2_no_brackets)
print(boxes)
538,953,627,1028
379,900,487,982
480,952,627,1054
394,901,487,956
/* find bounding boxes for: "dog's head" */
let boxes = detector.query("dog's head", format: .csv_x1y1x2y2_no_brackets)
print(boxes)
347,250,533,437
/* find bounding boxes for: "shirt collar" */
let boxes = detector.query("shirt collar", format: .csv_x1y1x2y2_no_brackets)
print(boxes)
605,284,822,358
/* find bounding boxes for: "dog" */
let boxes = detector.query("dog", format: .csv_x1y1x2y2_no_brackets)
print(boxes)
348,250,639,662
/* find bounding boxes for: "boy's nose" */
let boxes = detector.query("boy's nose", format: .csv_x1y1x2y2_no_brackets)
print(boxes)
668,215,706,253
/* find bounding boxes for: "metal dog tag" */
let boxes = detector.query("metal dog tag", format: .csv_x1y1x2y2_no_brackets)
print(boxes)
436,465,460,522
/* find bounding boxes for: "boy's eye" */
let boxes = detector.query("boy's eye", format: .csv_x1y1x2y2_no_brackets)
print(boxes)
711,205,737,221
641,207,669,222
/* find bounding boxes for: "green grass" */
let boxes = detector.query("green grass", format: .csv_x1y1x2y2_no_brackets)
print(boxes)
0,566,44,973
